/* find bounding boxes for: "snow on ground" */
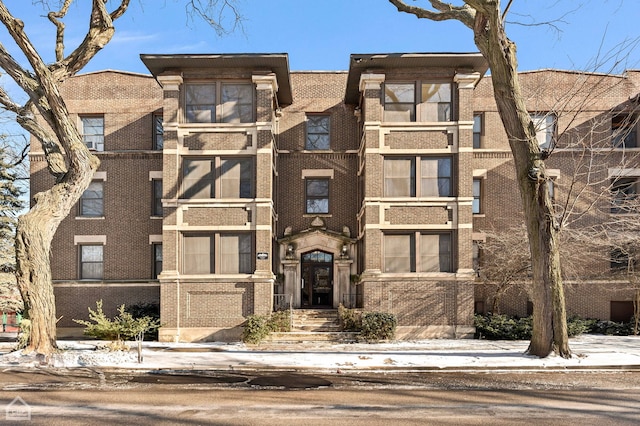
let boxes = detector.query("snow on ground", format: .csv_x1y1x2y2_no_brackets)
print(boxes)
1,334,640,371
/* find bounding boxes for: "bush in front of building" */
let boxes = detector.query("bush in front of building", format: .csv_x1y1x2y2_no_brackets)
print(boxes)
125,302,160,340
360,312,397,342
241,310,292,344
591,320,635,336
73,300,160,351
338,304,362,331
475,314,636,340
474,314,532,340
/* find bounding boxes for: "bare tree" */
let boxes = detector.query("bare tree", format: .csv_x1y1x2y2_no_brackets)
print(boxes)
477,226,530,314
476,53,640,336
388,0,570,357
0,1,240,355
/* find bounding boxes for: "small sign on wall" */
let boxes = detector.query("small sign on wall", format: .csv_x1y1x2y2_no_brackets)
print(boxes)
257,252,269,260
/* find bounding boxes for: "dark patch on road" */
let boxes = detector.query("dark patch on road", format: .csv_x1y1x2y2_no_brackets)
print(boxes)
130,373,248,384
248,373,333,389
159,347,225,352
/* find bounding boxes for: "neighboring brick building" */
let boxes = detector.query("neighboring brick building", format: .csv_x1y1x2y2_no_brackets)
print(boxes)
29,53,640,341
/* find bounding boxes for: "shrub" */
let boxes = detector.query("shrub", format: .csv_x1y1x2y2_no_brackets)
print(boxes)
591,320,634,336
360,312,397,341
268,310,292,333
242,314,270,344
338,304,362,331
126,302,160,340
475,314,608,340
73,300,160,349
566,316,597,337
474,314,531,340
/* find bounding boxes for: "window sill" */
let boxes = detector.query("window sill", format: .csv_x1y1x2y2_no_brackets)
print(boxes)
473,214,486,218
150,215,163,220
75,216,105,220
303,214,332,218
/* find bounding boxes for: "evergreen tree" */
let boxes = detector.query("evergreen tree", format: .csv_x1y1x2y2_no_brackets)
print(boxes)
0,146,24,312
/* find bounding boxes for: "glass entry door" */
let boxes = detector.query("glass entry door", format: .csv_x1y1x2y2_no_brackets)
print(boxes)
301,250,333,307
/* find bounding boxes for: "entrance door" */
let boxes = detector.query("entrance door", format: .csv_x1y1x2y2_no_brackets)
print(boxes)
301,250,333,307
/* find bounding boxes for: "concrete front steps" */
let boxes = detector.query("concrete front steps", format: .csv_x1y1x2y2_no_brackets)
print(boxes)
263,309,359,343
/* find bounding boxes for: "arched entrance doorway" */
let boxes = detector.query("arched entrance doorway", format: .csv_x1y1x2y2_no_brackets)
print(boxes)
301,250,333,308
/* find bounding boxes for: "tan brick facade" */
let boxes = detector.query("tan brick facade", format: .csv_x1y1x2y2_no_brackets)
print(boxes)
31,54,640,342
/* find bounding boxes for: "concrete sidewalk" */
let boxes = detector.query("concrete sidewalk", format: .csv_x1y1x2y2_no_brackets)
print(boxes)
1,333,640,372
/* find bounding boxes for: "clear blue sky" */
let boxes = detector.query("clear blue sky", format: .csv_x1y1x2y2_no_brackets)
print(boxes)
1,0,639,76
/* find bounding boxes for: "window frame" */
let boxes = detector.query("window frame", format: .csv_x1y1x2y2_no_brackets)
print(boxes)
153,113,164,150
79,244,104,280
181,156,255,200
473,113,483,148
80,115,104,151
305,177,330,214
184,81,254,124
612,113,639,148
472,178,482,214
152,243,163,279
383,232,453,273
79,180,104,217
383,81,453,123
384,156,454,198
182,232,254,275
152,179,163,216
530,113,556,150
305,115,331,150
611,177,639,213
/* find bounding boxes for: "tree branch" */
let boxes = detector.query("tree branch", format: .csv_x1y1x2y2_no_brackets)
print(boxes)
388,0,475,29
53,0,130,79
47,0,73,62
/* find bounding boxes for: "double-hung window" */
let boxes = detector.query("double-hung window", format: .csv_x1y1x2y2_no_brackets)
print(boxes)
182,157,253,199
221,84,253,123
384,233,452,273
80,116,104,151
305,178,330,214
612,113,638,148
473,114,483,148
384,157,452,197
185,84,216,123
153,113,163,150
611,177,639,213
152,179,163,216
152,243,163,279
79,181,104,217
185,82,254,123
183,233,253,274
473,178,482,214
384,82,452,122
305,115,331,150
530,113,556,150
80,245,103,279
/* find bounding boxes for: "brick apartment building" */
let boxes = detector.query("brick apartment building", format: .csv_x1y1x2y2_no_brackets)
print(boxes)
29,53,640,341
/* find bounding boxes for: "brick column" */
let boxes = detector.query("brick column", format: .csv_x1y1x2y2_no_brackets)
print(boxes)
454,72,481,274
156,73,182,339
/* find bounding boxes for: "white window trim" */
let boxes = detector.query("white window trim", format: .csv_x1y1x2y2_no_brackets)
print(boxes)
74,235,106,245
609,168,640,178
301,169,334,179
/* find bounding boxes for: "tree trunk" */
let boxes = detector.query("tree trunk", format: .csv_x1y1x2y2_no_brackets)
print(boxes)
15,137,98,355
472,7,570,358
